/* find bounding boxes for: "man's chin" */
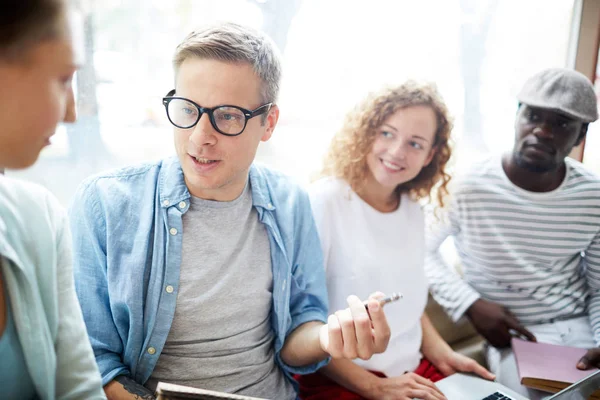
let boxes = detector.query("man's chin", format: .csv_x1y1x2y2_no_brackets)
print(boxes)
514,154,554,173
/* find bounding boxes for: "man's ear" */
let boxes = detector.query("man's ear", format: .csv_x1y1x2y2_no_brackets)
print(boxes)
261,104,279,142
574,123,588,147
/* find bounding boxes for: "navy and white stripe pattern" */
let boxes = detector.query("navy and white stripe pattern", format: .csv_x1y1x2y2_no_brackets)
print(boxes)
425,156,600,345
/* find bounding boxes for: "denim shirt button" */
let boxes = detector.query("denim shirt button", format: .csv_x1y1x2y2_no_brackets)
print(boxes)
165,285,174,293
169,228,178,235
163,200,170,207
147,347,156,355
178,201,186,209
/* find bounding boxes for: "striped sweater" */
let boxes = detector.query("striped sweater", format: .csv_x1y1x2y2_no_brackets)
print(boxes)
425,156,600,345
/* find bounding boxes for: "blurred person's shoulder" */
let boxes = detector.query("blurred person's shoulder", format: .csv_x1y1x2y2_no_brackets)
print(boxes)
0,175,66,238
0,175,63,214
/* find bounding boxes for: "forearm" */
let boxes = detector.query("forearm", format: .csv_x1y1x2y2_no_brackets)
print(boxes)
585,234,600,346
320,358,379,398
425,250,480,322
104,376,155,400
425,204,482,322
280,321,328,367
420,314,452,364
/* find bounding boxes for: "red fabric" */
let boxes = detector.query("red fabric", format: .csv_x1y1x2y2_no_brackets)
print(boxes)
295,358,445,400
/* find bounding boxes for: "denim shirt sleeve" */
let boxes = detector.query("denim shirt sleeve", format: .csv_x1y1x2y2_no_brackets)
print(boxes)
276,188,330,376
69,179,129,386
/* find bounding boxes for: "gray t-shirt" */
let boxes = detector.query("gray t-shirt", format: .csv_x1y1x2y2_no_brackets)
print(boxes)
146,182,295,399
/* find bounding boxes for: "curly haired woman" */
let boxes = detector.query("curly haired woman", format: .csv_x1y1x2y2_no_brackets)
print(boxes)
297,82,494,400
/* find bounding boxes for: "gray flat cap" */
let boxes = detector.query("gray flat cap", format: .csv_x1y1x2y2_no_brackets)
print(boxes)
517,68,598,123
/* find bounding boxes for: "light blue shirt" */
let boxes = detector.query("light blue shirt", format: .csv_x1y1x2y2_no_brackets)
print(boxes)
69,157,329,390
0,176,105,400
0,278,36,400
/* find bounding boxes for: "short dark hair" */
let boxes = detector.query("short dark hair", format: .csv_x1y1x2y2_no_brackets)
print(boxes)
0,0,67,59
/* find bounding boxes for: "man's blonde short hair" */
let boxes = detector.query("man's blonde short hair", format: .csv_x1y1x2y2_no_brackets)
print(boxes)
173,22,282,104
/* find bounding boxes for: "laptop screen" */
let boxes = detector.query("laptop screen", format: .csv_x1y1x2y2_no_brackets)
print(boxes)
548,369,600,400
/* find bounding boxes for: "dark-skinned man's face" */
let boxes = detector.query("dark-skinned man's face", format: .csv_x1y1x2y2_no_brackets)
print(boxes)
512,105,587,173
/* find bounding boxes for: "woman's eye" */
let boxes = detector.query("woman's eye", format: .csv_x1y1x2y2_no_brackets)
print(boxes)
411,142,423,149
381,131,393,138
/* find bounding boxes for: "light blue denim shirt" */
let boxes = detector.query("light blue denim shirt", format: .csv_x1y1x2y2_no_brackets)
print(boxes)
69,157,329,390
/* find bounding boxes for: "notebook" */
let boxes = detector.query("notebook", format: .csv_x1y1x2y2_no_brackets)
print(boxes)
512,337,600,397
155,382,268,400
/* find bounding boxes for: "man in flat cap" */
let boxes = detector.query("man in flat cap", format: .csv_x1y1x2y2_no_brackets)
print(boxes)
425,68,600,398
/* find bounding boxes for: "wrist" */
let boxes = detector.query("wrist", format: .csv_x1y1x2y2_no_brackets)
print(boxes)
465,298,482,319
424,343,453,366
359,374,384,399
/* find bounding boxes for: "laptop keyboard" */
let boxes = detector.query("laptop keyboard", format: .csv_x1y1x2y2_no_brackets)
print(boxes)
482,392,514,400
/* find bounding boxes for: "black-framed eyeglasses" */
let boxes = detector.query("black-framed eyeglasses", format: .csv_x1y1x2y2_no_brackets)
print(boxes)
162,89,272,136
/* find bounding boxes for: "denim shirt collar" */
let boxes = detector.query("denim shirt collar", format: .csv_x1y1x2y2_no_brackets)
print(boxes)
157,156,276,211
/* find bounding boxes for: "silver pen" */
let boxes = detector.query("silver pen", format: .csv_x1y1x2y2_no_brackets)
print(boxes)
363,292,403,310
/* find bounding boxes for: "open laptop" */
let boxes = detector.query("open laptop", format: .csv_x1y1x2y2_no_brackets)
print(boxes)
435,369,600,400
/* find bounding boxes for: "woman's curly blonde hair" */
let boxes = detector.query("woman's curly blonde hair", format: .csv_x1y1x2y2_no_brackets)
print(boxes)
321,81,453,207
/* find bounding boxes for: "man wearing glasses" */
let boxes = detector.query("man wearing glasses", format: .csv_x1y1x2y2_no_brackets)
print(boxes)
69,22,391,400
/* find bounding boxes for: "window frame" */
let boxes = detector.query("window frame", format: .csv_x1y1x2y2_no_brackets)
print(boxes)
569,0,600,162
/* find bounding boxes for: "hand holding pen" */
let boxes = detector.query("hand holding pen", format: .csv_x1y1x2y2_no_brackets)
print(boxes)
319,291,401,360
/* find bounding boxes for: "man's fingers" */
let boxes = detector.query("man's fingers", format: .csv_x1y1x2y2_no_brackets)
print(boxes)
326,314,343,358
577,355,590,370
336,307,358,359
347,295,374,359
577,349,600,370
506,318,536,342
368,291,386,302
366,296,391,352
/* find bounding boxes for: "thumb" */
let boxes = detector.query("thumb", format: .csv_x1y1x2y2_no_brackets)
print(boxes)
577,355,590,370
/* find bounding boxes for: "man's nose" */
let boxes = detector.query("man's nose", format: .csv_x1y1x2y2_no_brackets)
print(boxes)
532,122,553,139
189,113,218,146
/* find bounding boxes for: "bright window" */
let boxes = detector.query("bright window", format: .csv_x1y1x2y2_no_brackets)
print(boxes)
583,57,600,173
8,0,577,205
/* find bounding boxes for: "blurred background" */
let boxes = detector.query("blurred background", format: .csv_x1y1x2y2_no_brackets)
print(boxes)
7,0,600,205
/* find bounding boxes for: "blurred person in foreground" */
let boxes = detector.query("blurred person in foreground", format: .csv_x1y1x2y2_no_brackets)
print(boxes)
0,0,105,399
